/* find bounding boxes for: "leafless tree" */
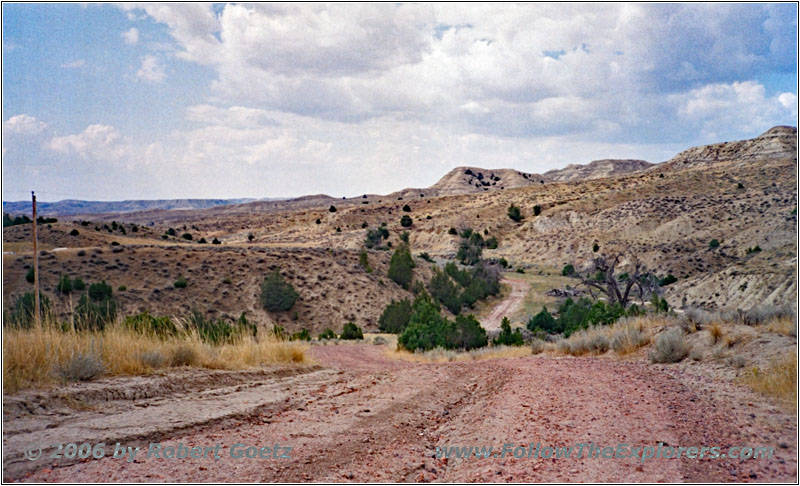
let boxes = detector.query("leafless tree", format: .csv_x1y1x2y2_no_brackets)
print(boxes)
578,251,659,308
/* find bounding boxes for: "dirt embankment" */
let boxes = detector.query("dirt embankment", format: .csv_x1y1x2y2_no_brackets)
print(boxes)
5,342,796,482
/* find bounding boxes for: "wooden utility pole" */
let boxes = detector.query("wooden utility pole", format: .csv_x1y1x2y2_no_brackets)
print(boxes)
32,191,40,327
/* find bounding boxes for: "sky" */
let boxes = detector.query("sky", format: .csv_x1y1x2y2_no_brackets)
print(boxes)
2,3,797,202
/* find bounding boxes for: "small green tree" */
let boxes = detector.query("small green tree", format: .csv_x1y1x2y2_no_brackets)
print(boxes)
494,317,524,346
358,248,373,273
400,215,413,227
429,269,462,314
73,277,86,291
533,205,542,216
388,244,415,289
25,267,35,283
88,281,113,301
527,306,558,333
318,328,337,340
174,276,188,288
69,229,80,236
340,322,363,340
402,204,411,212
57,275,72,294
400,231,410,244
562,264,575,276
329,205,337,213
592,243,600,252
448,314,488,350
709,239,720,249
378,299,413,333
260,271,299,312
508,204,523,222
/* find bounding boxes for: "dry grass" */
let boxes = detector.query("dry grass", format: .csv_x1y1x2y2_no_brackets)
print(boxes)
3,323,308,393
744,352,797,409
387,345,530,363
555,316,659,357
765,316,797,337
708,322,723,344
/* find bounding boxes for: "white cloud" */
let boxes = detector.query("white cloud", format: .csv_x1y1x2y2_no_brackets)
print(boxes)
60,59,85,69
3,114,47,135
122,27,139,45
136,55,166,83
47,124,131,161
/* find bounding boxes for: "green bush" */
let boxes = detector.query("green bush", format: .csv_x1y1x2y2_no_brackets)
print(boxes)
592,243,600,252
448,314,488,350
561,264,575,276
174,277,187,289
329,205,337,213
166,228,176,236
291,329,312,341
388,244,415,289
365,227,390,249
658,274,677,286
709,239,720,249
528,306,558,333
272,325,288,340
198,237,207,244
494,317,524,346
378,299,413,333
485,236,498,249
57,275,72,294
186,310,242,345
69,229,80,236
75,294,116,331
419,252,434,263
5,293,51,329
448,227,458,235
340,322,363,340
318,328,337,340
400,215,413,227
73,277,86,291
429,269,462,314
456,230,484,265
212,237,221,245
400,231,410,244
402,204,411,212
118,285,127,291
533,205,542,216
746,245,762,255
260,271,299,311
88,281,113,301
124,311,178,338
508,204,523,222
25,267,34,283
398,293,451,351
358,248,373,272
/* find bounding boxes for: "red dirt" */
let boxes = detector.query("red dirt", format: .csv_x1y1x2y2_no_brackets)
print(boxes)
9,344,796,483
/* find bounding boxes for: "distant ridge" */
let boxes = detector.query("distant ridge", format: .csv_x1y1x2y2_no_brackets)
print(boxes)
1,198,258,217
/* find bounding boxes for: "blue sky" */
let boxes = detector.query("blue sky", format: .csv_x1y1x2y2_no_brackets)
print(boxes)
2,3,797,201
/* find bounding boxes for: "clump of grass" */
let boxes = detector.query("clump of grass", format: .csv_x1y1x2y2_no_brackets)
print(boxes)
3,319,309,393
610,320,650,354
708,322,723,344
55,353,105,382
530,339,547,355
742,306,795,326
139,350,167,369
765,316,797,337
649,328,689,363
744,352,797,408
689,346,704,361
727,355,746,369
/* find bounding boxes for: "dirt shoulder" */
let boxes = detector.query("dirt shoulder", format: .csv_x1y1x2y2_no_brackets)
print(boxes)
6,343,796,482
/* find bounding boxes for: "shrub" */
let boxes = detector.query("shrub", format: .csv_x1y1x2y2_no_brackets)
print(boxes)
198,237,207,244
494,317,524,346
318,328,337,340
402,204,411,212
388,244,415,289
528,306,558,333
166,228,177,236
212,237,221,245
373,336,387,345
533,205,542,216
69,229,80,236
399,293,450,351
341,322,363,340
456,230,484,265
419,252,434,263
358,248,373,273
329,205,337,212
272,325,288,340
5,293,51,329
260,271,299,312
378,299,413,333
186,310,242,345
649,328,689,363
75,294,116,331
140,351,167,369
709,239,720,249
174,276,188,288
118,285,126,291
88,281,113,301
448,227,458,235
746,245,762,255
485,236,498,249
315,218,321,224
507,204,523,222
449,315,488,350
610,321,649,353
399,231,410,244
25,267,35,283
561,264,575,276
659,274,678,286
365,227,390,249
742,305,795,326
516,268,525,274
56,354,105,382
170,345,198,367
400,215,413,227
57,275,72,294
498,257,508,268
291,329,312,341
72,277,86,291
181,233,193,240
592,243,600,252
124,311,178,338
429,269,462,314
530,339,546,354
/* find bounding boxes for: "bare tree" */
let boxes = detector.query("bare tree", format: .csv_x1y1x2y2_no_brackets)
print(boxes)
578,251,658,308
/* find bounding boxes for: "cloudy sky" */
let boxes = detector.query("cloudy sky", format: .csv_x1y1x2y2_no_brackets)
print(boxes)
2,3,797,201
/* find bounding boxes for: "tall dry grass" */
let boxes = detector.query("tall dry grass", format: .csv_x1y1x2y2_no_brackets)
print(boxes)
744,352,797,409
387,344,531,363
3,322,308,393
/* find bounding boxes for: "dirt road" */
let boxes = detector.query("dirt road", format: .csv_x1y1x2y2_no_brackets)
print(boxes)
482,277,529,331
5,342,796,482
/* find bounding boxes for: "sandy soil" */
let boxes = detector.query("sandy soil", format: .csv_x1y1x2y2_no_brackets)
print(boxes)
5,342,796,483
482,277,529,331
